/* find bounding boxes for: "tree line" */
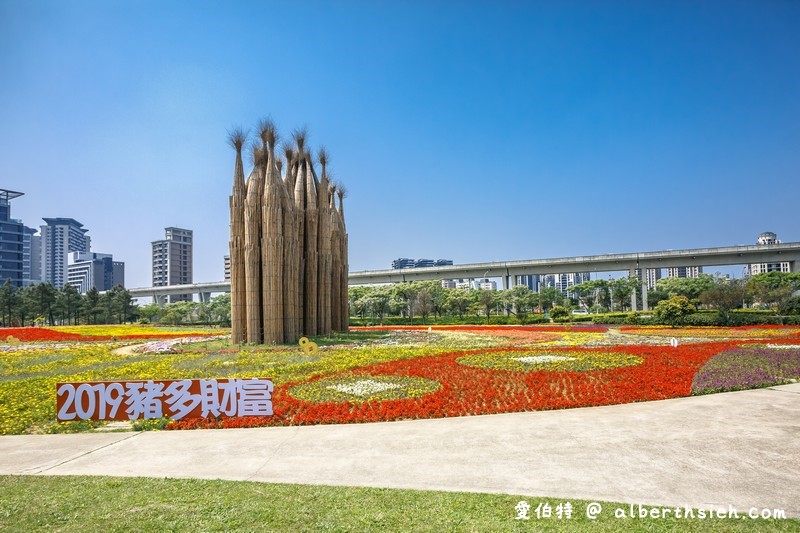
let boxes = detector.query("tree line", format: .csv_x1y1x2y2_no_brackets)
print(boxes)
348,272,800,324
0,281,232,327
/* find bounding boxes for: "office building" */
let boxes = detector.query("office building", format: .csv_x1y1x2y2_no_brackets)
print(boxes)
392,258,453,269
22,226,41,286
152,227,193,302
40,218,90,288
666,266,703,278
67,252,124,293
518,273,590,296
744,231,791,278
0,190,24,287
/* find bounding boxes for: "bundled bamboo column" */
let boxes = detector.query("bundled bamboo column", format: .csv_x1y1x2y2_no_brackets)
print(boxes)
228,120,348,344
260,121,284,344
228,129,247,344
303,154,319,336
244,145,266,344
315,149,332,336
337,187,349,331
281,148,300,343
293,136,307,336
329,183,342,332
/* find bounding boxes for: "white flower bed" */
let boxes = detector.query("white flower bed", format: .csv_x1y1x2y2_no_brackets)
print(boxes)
326,379,402,396
513,355,576,364
765,344,800,349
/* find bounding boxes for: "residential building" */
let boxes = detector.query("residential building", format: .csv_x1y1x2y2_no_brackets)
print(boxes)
0,190,25,287
474,278,497,291
523,273,591,296
517,275,539,293
666,266,703,278
224,254,231,281
152,227,193,302
67,252,124,293
454,279,472,290
440,279,457,289
22,226,41,286
635,268,661,290
40,217,90,288
744,231,790,278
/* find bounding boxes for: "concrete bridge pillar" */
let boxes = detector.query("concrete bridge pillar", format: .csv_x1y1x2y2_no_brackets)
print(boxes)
641,283,648,311
628,269,637,311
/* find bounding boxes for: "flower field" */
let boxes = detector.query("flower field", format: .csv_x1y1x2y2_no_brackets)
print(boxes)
0,324,798,435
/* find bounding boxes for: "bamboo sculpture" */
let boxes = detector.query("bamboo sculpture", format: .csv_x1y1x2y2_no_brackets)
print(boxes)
229,120,348,344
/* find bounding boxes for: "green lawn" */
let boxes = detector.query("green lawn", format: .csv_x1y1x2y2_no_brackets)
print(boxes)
0,476,794,532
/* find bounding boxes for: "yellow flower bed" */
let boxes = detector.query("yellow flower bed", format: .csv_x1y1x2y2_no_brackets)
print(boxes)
621,326,800,338
288,375,441,403
457,350,643,372
49,325,228,337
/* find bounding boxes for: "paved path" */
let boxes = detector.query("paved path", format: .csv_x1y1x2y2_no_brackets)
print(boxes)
1,384,798,517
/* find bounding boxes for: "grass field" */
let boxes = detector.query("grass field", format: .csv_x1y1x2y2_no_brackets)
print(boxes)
0,476,795,532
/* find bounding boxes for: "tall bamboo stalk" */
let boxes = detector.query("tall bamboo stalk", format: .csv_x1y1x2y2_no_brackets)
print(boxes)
337,186,349,331
281,147,300,343
329,183,341,332
260,121,284,344
293,133,307,336
303,154,319,336
244,144,266,344
315,148,332,336
228,128,247,344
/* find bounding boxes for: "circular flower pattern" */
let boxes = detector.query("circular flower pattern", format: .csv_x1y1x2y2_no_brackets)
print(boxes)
457,350,643,372
288,374,441,403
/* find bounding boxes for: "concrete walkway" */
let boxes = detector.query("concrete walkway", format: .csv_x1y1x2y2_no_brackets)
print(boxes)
1,384,798,517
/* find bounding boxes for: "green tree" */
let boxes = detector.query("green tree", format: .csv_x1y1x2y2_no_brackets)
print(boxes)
549,305,569,321
0,280,20,326
57,284,83,325
508,285,535,317
656,274,716,301
536,286,563,312
83,287,102,324
446,289,471,319
31,283,58,325
699,279,746,325
416,288,432,324
393,283,419,325
746,272,800,321
208,294,231,326
653,295,695,326
478,290,496,324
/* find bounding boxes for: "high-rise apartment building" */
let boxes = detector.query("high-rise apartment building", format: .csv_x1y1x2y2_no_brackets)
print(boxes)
40,218,90,288
744,232,790,278
666,266,703,278
67,252,125,294
22,226,41,286
0,190,25,287
152,227,193,302
224,254,231,281
518,273,590,296
635,268,661,290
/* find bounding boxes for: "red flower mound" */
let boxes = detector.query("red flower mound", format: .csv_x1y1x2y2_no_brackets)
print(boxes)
167,340,738,431
0,327,87,342
353,324,608,333
0,327,220,342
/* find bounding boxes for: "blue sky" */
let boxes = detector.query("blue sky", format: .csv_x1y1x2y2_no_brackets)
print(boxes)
1,1,798,288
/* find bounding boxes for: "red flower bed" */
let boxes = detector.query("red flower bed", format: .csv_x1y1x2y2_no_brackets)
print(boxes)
353,324,608,333
0,327,220,342
168,340,738,431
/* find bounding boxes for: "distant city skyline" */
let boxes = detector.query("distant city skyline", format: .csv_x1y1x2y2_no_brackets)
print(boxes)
2,2,798,287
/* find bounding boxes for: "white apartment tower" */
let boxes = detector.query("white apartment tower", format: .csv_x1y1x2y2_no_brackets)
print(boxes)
744,231,791,277
40,218,91,288
152,227,193,302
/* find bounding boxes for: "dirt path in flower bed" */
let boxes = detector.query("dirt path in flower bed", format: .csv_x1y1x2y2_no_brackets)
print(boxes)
1,384,798,518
